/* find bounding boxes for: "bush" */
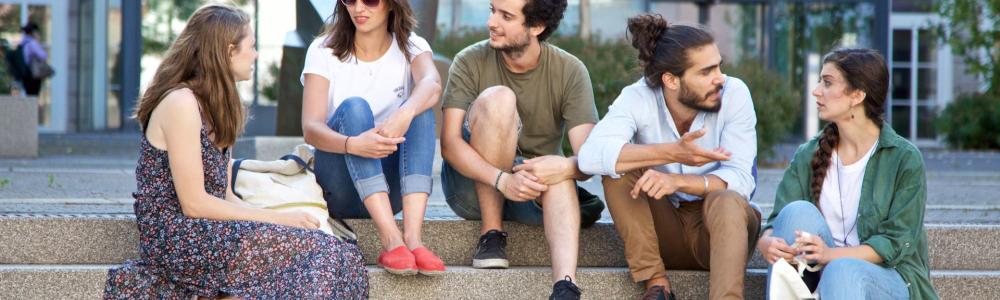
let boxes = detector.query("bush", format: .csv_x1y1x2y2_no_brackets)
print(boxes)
937,93,1000,149
725,59,800,159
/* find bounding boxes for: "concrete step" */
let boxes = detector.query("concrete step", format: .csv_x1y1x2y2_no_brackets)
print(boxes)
4,197,999,225
1,265,997,300
4,168,1000,207
2,214,998,271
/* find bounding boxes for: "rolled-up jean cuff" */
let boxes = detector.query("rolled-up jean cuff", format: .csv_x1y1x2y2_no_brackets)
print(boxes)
355,174,389,200
401,174,433,196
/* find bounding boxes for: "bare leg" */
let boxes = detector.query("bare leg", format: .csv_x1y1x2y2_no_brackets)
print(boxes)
402,192,429,249
539,179,580,283
363,192,405,251
467,86,520,234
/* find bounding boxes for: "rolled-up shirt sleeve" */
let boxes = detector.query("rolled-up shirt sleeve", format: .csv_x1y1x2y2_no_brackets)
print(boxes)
578,90,640,178
707,78,757,198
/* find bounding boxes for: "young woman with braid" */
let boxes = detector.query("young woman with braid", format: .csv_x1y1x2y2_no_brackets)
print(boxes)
756,48,937,299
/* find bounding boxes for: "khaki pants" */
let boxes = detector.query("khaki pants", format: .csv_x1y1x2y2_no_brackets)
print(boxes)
603,171,761,300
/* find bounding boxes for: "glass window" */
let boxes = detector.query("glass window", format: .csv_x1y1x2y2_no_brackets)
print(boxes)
892,29,911,62
916,105,936,139
107,0,122,128
892,67,911,100
917,67,936,101
891,104,911,137
917,29,936,63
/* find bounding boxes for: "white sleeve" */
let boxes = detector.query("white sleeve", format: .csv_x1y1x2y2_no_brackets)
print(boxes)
578,87,642,177
707,77,758,199
406,33,432,62
300,37,334,85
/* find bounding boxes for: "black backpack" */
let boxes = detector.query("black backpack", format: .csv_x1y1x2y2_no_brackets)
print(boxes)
5,44,28,82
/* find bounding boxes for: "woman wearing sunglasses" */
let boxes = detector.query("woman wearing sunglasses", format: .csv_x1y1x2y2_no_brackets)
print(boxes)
301,0,445,276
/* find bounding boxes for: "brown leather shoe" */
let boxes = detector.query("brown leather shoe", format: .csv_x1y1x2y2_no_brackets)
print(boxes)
640,285,677,300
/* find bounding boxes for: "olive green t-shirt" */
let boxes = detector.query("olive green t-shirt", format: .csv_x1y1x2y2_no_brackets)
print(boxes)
442,40,598,158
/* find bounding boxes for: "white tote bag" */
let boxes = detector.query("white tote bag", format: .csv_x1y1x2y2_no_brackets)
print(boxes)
231,144,356,242
769,258,819,300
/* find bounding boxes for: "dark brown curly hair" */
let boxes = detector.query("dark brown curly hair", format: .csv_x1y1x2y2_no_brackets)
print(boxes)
809,48,888,201
523,0,567,42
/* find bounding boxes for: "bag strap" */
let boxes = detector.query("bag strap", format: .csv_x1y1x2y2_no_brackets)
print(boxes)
230,159,245,199
280,154,315,173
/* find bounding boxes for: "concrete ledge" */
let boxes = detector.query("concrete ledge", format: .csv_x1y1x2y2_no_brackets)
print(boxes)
1,265,997,300
1,215,998,271
0,97,38,158
232,136,444,175
233,136,304,160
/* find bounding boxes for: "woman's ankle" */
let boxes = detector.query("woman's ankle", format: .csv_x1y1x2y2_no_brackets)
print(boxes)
403,235,425,250
380,235,406,251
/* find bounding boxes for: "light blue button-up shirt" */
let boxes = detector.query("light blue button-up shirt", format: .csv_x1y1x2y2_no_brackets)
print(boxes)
579,77,758,206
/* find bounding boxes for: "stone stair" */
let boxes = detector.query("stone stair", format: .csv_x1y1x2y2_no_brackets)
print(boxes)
1,214,998,299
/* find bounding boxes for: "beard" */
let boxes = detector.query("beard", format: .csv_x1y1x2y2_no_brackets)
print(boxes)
678,81,723,112
489,30,532,58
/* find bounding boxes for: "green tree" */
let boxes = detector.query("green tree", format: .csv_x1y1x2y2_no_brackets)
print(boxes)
143,0,251,55
937,0,1000,95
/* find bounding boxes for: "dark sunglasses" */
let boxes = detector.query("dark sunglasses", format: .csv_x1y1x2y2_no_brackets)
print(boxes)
342,0,380,7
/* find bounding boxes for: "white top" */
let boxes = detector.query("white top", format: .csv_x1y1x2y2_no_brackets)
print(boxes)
301,33,432,124
820,141,878,247
578,77,758,205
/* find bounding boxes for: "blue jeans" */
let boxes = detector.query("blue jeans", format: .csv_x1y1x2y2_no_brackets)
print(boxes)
314,97,435,218
767,201,909,300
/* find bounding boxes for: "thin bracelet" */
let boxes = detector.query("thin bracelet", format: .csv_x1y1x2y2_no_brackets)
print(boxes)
344,136,351,154
701,175,709,196
494,170,505,191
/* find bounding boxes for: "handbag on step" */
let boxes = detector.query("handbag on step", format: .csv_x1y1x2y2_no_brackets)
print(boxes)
231,144,357,243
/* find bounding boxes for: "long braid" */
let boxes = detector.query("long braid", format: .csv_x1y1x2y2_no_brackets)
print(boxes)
810,123,840,202
809,48,887,202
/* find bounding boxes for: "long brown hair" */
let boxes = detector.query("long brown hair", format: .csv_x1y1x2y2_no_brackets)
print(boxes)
627,14,715,88
809,48,888,201
322,0,417,62
134,4,251,148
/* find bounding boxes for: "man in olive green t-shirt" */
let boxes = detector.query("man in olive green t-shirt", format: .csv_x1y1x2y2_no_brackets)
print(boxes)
439,1,601,298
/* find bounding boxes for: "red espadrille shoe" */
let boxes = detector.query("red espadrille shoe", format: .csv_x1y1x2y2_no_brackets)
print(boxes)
378,245,417,275
410,246,446,276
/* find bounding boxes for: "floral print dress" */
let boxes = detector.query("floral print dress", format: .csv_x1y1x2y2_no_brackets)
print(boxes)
103,125,368,299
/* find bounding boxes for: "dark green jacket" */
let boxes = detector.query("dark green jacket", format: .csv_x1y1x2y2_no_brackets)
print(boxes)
763,123,938,300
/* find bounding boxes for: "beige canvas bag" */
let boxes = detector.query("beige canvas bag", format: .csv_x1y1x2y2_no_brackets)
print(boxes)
231,144,356,242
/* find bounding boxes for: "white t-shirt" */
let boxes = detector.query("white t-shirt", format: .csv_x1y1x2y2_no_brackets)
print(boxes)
819,141,878,247
301,33,432,125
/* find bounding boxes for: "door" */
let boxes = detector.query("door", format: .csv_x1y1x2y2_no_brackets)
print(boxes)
890,13,953,146
0,0,68,133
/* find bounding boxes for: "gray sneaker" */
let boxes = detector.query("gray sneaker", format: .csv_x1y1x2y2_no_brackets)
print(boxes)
472,229,509,269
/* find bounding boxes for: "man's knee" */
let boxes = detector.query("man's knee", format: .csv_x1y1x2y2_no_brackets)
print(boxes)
704,190,750,219
538,180,578,206
469,86,519,129
602,171,642,194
